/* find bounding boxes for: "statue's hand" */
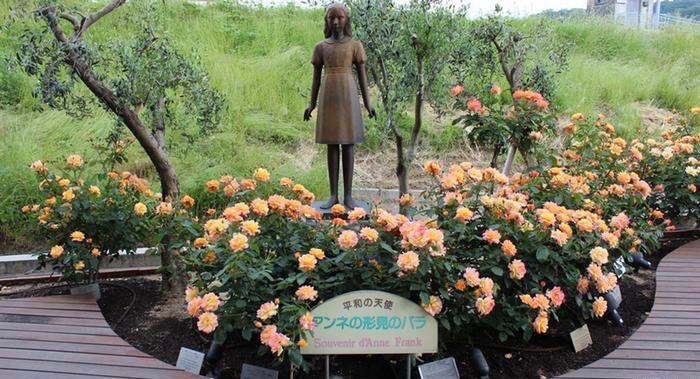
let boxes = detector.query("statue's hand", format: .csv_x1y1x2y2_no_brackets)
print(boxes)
367,106,377,119
303,106,314,121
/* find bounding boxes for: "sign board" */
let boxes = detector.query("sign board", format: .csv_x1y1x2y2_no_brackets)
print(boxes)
418,357,459,379
569,324,593,353
175,347,204,374
300,290,438,355
240,363,278,379
613,256,626,277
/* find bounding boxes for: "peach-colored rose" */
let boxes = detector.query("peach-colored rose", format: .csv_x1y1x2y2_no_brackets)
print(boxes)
228,233,249,252
187,296,203,317
501,240,517,257
482,229,501,244
592,297,608,318
508,259,526,280
479,277,494,296
577,276,590,295
70,231,85,242
298,254,318,272
532,311,548,334
455,207,474,222
347,207,367,221
299,312,316,331
240,220,260,236
197,312,218,333
251,198,269,216
422,296,443,316
463,267,480,287
589,247,609,265
253,168,270,182
50,245,64,259
257,301,278,321
309,248,325,260
475,296,495,316
295,285,318,301
360,227,379,242
185,286,199,302
337,230,359,249
202,293,221,312
193,237,208,249
397,251,420,272
180,195,195,208
546,286,565,307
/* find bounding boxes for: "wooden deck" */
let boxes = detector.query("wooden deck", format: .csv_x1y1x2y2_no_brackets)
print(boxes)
0,294,203,379
556,239,700,379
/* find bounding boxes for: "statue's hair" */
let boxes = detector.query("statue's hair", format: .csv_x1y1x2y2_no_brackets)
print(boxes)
324,3,352,38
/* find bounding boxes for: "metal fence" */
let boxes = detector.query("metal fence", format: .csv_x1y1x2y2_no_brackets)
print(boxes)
659,14,700,28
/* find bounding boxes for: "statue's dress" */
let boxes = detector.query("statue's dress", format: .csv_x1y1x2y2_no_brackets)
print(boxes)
312,36,366,144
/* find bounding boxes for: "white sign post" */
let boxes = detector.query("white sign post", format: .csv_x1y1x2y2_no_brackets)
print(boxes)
301,290,439,379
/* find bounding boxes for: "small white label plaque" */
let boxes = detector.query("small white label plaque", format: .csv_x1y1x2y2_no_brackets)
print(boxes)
241,363,278,379
175,347,204,374
570,324,593,353
418,357,459,379
613,256,626,277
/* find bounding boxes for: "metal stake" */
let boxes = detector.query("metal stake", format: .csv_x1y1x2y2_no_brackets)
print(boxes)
290,362,294,379
406,354,412,379
326,355,330,379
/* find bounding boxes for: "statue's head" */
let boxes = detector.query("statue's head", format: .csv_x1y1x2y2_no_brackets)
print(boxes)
324,3,352,38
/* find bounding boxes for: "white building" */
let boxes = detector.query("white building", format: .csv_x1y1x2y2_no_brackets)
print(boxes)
588,0,662,28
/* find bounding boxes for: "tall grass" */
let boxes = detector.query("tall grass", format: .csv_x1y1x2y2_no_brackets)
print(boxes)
1,2,699,248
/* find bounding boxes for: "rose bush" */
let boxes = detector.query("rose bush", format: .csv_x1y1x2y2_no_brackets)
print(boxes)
181,170,472,368
636,123,700,226
23,140,157,285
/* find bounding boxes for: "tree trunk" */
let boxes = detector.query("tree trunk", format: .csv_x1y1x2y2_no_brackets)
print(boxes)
41,8,185,297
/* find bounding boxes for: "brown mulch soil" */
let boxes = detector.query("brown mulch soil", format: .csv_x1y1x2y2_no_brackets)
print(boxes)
2,240,690,379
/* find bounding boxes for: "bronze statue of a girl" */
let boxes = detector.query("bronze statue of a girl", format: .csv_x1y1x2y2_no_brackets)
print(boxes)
304,2,375,209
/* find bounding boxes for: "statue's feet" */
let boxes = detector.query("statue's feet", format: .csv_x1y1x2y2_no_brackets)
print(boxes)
320,196,339,209
344,196,359,210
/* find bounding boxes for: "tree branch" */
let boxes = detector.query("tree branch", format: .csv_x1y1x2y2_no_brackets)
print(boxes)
59,13,80,33
77,0,126,37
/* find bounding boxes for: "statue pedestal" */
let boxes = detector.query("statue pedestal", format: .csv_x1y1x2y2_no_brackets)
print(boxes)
312,200,371,219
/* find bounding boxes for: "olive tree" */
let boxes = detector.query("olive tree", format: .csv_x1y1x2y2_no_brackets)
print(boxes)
450,7,569,172
349,0,456,196
12,0,225,293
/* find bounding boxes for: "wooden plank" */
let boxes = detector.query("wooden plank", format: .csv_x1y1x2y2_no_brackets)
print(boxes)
0,313,109,327
0,306,104,319
654,298,700,306
0,339,149,357
653,304,700,311
654,292,700,299
589,358,700,371
0,322,117,336
629,331,700,342
644,317,700,326
635,324,700,334
0,358,200,379
3,295,96,304
558,368,700,379
0,369,127,379
0,266,158,286
0,330,129,346
0,299,101,311
618,340,700,351
608,348,700,361
0,348,176,370
0,322,116,336
646,311,700,319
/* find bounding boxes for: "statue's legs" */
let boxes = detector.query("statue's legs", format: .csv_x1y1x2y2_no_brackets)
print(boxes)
342,144,358,209
320,144,340,209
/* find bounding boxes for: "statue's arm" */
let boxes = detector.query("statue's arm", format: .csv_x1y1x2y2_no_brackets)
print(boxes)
356,63,376,118
304,65,322,121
